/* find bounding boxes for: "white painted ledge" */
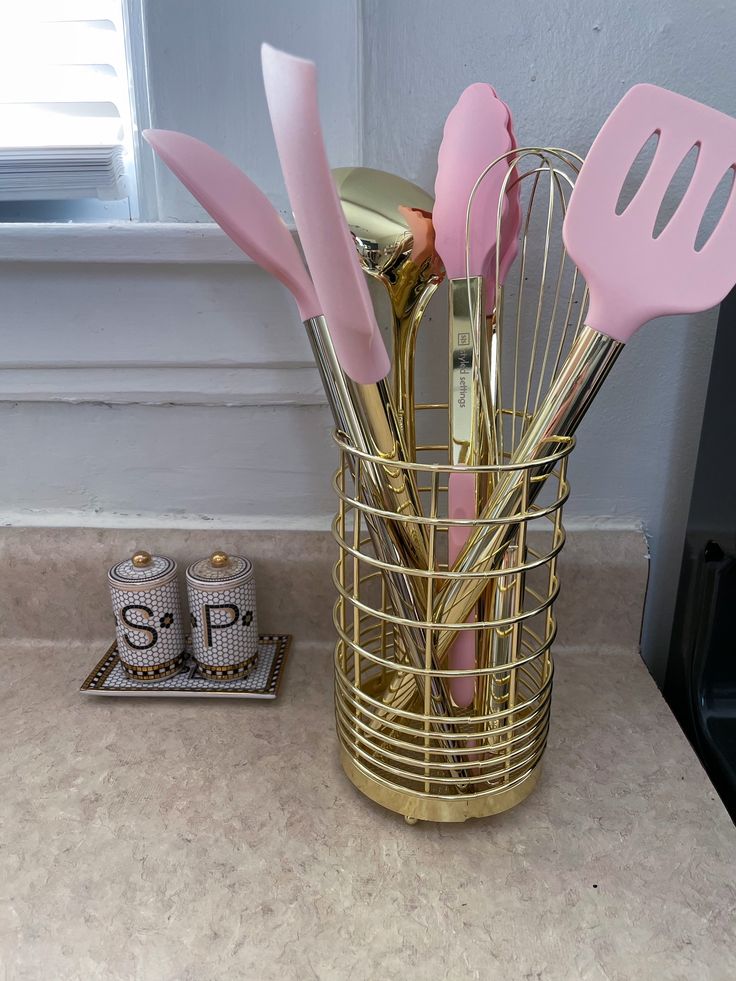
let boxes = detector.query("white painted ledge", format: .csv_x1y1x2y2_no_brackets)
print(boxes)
0,508,335,531
0,362,328,407
0,222,275,264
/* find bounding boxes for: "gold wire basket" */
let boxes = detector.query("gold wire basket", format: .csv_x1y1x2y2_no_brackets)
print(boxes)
332,415,573,823
332,147,584,822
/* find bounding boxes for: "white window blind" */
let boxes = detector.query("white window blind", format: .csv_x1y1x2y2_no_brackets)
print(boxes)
0,0,133,203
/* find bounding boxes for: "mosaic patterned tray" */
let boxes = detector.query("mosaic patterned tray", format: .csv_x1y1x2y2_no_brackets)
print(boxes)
80,634,291,698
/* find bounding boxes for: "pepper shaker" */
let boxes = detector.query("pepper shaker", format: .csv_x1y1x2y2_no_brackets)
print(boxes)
108,550,186,681
186,551,259,681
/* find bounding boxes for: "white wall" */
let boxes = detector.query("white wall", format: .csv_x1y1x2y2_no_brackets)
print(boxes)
141,0,362,220
1,0,734,679
0,239,340,525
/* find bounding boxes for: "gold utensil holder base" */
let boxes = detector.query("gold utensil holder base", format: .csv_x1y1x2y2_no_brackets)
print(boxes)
340,746,541,823
331,415,572,824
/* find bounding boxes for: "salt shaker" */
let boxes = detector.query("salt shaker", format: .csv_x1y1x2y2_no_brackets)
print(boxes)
186,551,259,681
108,550,186,681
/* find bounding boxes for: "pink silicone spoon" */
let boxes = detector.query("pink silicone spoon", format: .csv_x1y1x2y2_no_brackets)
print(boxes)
434,83,515,707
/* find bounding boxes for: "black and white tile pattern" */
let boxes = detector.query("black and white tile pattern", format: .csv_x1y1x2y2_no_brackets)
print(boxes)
186,560,258,680
108,574,185,678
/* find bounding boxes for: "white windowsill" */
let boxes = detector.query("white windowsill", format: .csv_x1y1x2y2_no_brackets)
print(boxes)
0,222,265,264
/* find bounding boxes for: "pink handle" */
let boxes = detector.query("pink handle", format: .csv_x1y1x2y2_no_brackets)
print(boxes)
447,471,477,707
143,129,320,321
261,44,390,385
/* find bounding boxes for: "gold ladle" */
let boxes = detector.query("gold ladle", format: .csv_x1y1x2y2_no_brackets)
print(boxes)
332,166,444,459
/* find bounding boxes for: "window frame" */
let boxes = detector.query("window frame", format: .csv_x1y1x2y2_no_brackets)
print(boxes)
123,0,156,221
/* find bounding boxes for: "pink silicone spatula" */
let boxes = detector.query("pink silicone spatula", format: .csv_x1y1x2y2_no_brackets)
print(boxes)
142,128,371,450
143,129,320,321
434,83,515,707
259,41,438,579
142,130,412,517
260,43,389,387
260,46,473,736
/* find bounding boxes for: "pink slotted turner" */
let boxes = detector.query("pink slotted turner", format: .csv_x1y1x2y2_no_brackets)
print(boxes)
564,82,736,340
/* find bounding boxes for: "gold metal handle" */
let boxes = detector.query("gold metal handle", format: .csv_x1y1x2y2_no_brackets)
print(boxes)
394,270,440,462
486,544,521,734
449,278,485,468
434,325,622,660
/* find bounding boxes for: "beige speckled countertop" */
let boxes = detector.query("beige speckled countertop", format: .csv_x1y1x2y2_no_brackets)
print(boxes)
1,639,735,981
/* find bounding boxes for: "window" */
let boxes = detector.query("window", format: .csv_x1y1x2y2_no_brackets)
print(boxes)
0,0,362,227
0,0,138,222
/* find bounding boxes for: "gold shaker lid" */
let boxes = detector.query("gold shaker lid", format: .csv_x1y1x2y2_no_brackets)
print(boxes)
108,549,176,586
186,549,253,586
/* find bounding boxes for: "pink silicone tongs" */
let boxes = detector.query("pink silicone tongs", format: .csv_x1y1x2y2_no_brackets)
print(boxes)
433,83,516,707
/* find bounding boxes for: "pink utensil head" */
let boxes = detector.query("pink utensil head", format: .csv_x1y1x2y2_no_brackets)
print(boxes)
261,43,390,385
563,83,736,343
143,129,320,321
434,83,514,280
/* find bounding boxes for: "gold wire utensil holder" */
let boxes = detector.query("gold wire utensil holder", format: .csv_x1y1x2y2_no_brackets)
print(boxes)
331,414,573,823
331,146,585,822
